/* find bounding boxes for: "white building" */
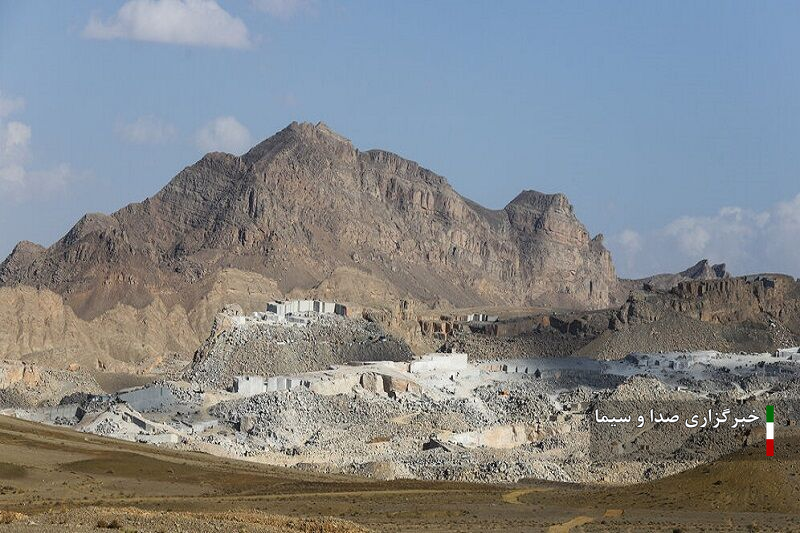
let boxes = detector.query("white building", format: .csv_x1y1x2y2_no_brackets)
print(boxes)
233,375,265,395
266,299,347,319
465,313,499,323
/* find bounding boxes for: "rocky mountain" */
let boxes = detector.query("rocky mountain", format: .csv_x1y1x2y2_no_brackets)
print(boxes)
679,259,729,281
615,259,731,297
0,122,618,369
635,259,730,291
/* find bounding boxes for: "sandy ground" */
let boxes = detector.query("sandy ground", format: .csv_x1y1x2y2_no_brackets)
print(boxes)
1,415,800,532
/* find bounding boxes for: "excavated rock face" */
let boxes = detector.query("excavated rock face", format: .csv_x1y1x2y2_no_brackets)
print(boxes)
615,275,800,338
670,275,800,330
0,121,617,323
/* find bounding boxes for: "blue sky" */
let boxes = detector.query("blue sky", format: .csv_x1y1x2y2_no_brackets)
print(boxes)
1,0,798,278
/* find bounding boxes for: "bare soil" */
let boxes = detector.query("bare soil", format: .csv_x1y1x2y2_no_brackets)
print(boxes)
1,415,799,531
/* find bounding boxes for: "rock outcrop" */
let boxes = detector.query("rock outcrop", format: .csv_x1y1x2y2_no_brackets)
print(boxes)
616,274,800,332
429,272,800,360
624,259,730,293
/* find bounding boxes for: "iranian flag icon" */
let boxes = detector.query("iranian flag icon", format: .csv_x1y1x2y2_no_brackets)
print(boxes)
767,405,774,457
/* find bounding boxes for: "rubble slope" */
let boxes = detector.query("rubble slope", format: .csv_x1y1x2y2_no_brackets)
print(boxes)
188,310,414,389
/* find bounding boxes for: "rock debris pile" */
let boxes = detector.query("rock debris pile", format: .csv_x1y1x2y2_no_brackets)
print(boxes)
188,312,413,390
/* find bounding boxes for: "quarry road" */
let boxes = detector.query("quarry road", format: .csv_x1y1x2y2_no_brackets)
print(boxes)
77,487,481,505
501,487,550,504
547,515,594,532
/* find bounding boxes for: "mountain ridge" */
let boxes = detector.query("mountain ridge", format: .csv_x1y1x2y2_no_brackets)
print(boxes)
1,121,618,313
0,121,619,367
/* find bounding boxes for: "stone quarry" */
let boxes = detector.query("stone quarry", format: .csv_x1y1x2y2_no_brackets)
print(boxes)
4,300,799,485
188,303,414,390
2,252,799,490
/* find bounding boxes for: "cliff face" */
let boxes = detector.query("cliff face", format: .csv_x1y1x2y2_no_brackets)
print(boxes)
669,275,800,330
0,121,618,367
612,274,800,343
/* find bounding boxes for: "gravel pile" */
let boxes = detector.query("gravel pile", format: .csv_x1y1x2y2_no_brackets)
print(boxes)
0,368,103,408
448,328,593,360
208,378,579,483
201,365,789,485
187,314,413,389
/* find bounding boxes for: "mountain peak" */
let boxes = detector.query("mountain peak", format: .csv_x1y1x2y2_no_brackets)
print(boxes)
0,240,46,284
1,122,618,323
637,258,731,291
680,259,729,280
243,121,353,164
506,190,570,211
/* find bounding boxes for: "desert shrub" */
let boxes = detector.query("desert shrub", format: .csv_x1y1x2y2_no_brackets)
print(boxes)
96,518,123,529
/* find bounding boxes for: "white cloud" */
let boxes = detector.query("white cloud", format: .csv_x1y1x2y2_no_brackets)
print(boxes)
609,196,800,278
611,229,643,276
663,216,712,258
0,120,31,186
766,194,800,274
116,115,177,144
0,92,25,118
194,116,252,154
663,207,768,268
252,0,314,19
83,0,251,49
0,91,79,199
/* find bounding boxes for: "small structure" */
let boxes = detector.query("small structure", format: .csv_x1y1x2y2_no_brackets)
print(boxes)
265,375,306,392
409,353,470,375
41,403,85,423
465,313,499,323
777,347,800,358
672,355,693,371
266,299,347,320
233,375,265,395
